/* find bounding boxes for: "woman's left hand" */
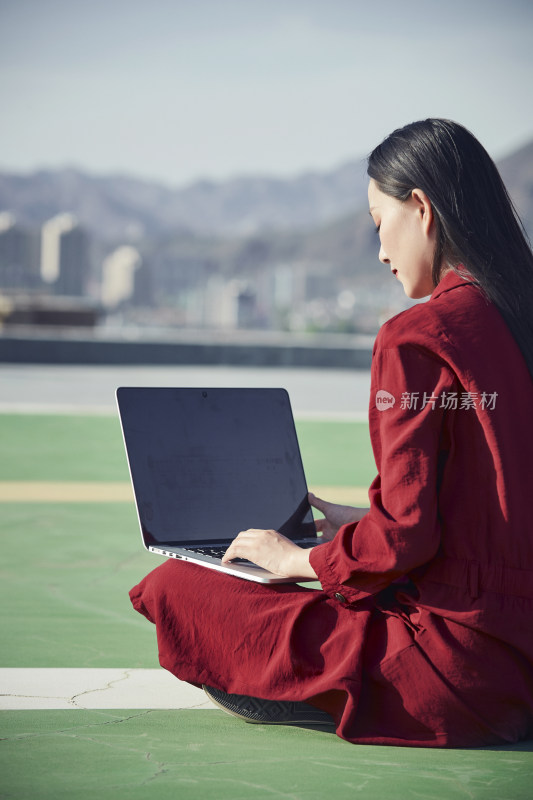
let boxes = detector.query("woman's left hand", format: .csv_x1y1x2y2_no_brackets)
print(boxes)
222,528,318,579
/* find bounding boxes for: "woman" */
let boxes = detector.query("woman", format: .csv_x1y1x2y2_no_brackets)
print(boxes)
130,119,533,747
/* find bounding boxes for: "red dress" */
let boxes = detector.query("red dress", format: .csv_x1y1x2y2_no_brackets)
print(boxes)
130,271,533,747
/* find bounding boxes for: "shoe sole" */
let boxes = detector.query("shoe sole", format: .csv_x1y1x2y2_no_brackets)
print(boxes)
203,685,334,726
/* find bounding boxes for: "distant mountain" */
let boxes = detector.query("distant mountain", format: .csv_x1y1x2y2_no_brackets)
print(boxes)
1,138,531,289
2,140,531,332
0,160,370,241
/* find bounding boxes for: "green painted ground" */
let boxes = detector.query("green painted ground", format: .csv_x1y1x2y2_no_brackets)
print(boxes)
3,710,533,800
0,413,374,487
0,502,159,669
1,412,532,800
1,414,374,670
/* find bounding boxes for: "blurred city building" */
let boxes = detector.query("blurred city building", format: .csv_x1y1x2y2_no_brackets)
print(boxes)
0,206,411,334
0,213,41,290
101,246,142,309
41,213,89,296
0,212,98,327
0,138,531,336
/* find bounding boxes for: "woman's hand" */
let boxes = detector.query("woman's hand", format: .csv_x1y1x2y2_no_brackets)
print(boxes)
222,528,318,579
308,492,368,542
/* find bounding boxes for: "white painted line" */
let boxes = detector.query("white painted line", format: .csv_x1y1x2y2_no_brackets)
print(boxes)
0,668,215,710
0,403,117,416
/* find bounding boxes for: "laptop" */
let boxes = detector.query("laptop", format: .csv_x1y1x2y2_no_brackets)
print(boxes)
116,387,320,583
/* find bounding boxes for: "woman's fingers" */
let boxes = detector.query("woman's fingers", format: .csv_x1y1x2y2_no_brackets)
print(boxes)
309,492,368,529
221,530,248,563
222,528,274,563
221,528,317,579
308,492,328,513
313,517,328,533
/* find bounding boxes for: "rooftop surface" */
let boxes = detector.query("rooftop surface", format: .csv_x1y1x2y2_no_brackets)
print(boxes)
1,365,532,799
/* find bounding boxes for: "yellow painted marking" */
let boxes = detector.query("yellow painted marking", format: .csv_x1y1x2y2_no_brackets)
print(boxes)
311,486,369,505
0,481,134,502
0,482,369,504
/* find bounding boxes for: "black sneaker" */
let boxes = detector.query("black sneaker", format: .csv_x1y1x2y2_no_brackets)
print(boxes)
203,685,334,726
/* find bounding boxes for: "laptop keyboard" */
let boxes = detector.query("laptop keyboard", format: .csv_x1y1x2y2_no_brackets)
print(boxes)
187,545,251,565
194,546,231,559
190,540,318,563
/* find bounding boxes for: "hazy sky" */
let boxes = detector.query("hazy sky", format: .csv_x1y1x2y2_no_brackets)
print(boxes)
1,0,532,186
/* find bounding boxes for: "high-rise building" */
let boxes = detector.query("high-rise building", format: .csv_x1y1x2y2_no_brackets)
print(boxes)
41,213,89,296
101,246,141,308
0,212,41,290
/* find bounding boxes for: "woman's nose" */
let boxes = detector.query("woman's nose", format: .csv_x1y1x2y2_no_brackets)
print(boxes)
379,245,390,265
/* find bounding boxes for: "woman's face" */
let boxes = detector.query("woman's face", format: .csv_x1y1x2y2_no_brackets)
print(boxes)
368,179,436,299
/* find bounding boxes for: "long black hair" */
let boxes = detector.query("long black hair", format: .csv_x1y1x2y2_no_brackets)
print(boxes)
367,118,533,379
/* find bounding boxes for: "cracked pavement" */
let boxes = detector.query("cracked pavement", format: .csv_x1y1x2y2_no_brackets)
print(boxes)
0,668,213,710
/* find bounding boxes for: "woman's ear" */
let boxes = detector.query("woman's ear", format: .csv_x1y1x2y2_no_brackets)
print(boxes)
411,188,434,235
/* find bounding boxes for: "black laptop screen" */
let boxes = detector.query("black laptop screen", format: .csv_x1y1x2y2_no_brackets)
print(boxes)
117,387,315,546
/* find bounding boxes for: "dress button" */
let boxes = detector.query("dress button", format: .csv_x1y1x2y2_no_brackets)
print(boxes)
334,592,347,603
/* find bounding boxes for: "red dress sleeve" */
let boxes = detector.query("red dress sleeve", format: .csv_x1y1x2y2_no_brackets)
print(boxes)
310,334,458,605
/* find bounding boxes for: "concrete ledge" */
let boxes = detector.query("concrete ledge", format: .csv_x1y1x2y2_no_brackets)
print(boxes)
0,328,374,369
0,668,211,710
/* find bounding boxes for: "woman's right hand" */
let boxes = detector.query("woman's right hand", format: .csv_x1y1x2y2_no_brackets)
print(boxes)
308,492,368,542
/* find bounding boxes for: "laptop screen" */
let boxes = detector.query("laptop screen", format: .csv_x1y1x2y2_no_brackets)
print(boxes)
117,387,315,546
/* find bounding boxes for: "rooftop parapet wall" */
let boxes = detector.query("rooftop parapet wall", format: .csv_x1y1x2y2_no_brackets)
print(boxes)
0,328,374,369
